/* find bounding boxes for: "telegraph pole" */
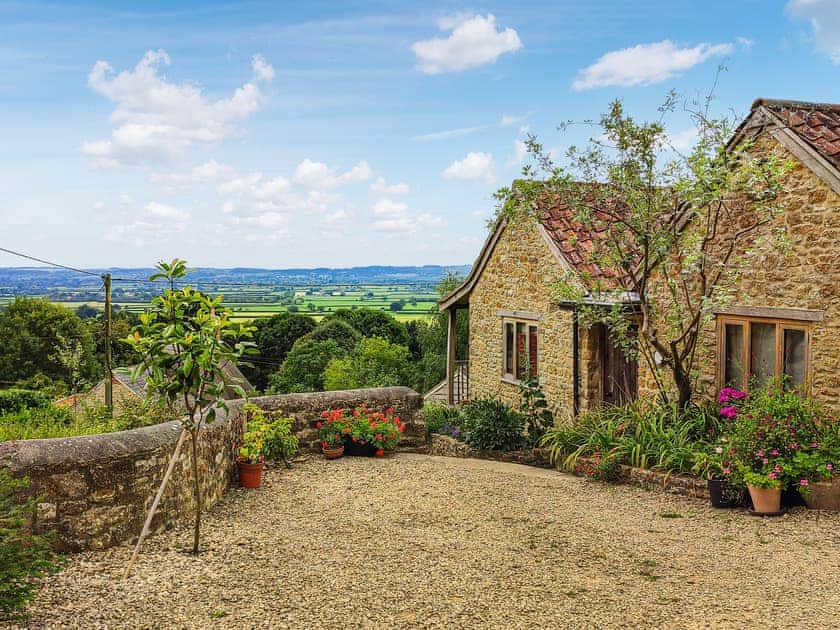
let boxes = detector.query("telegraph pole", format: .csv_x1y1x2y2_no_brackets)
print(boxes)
103,273,113,412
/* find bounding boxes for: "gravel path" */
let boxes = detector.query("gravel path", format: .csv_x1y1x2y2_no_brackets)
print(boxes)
8,454,840,629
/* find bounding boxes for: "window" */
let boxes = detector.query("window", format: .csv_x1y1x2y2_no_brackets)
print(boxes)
503,319,538,381
718,316,810,391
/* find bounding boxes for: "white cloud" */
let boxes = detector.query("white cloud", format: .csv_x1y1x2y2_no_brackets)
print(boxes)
500,113,528,127
412,13,522,74
442,152,495,183
572,40,733,91
737,36,755,51
292,158,373,189
506,138,528,168
369,198,444,233
370,176,409,195
251,54,276,82
787,0,840,63
666,128,699,153
323,209,353,225
412,125,487,141
145,201,189,221
151,160,237,186
82,49,274,165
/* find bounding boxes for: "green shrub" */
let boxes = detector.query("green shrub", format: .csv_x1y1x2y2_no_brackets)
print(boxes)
461,398,525,451
423,404,464,439
243,404,299,461
0,469,58,616
0,390,51,414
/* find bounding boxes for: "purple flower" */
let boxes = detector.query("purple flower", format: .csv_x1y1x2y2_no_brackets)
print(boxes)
730,389,746,400
827,463,834,471
451,427,461,438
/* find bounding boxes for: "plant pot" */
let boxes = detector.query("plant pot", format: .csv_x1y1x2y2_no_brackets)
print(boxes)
748,485,782,514
708,479,742,508
322,444,345,460
802,477,840,511
345,441,376,457
238,460,264,489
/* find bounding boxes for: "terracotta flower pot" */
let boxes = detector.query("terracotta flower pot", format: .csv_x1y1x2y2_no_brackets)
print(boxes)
322,444,345,460
803,477,840,511
748,485,782,514
238,460,264,489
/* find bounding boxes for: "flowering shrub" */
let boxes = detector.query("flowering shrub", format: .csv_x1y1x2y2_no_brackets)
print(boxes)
239,405,298,463
318,405,405,456
721,382,838,491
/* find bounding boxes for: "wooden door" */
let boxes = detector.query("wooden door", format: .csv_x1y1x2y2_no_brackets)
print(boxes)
600,325,638,406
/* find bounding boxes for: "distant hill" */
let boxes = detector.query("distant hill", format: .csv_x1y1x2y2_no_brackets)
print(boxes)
0,265,472,294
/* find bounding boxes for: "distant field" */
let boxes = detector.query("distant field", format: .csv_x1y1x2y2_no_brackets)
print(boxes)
0,284,441,323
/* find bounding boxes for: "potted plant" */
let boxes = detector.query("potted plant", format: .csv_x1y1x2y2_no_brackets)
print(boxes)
320,405,406,457
318,410,348,459
693,441,742,508
237,418,270,488
791,433,840,511
725,382,824,514
742,471,783,513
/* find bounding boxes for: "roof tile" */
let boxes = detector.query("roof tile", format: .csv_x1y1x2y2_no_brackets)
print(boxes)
758,100,840,170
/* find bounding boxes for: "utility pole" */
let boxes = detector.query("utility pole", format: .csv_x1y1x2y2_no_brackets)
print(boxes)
103,273,113,413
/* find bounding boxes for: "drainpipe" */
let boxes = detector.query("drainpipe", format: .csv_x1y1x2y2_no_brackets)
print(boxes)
572,305,580,417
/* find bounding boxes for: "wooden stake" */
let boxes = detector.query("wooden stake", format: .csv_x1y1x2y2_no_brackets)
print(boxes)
123,427,187,579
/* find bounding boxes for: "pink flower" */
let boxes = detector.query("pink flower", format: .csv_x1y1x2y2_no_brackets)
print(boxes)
720,406,738,419
800,479,809,487
827,463,834,471
722,468,731,475
774,464,781,472
770,449,779,456
768,472,777,480
810,442,819,449
762,458,769,465
756,449,765,458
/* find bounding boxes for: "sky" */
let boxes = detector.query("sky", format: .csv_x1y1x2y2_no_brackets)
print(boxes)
0,0,838,269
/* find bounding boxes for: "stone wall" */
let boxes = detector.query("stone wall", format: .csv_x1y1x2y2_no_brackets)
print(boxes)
467,219,597,418
247,386,426,453
0,387,425,552
428,434,552,467
638,133,840,413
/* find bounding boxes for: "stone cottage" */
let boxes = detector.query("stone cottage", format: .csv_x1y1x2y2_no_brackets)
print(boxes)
440,98,840,417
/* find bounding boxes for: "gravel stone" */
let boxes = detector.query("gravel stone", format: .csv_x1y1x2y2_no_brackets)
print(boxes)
7,454,840,629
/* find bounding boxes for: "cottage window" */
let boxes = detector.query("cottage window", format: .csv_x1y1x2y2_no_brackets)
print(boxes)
503,319,538,381
718,316,810,391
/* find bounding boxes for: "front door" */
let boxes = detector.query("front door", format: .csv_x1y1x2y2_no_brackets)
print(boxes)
600,325,638,406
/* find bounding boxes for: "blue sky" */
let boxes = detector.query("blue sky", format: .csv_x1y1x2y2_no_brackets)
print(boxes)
0,0,837,268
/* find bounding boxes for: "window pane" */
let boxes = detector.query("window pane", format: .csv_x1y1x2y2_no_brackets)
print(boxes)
724,323,745,388
783,329,806,389
504,323,514,375
750,323,776,386
528,325,538,377
516,323,526,380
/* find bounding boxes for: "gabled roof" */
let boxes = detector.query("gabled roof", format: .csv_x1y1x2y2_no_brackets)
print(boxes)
732,98,840,195
114,359,254,400
439,185,641,310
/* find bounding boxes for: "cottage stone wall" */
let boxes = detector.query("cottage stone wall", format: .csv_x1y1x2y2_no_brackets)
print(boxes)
467,219,592,418
638,134,840,412
0,387,425,552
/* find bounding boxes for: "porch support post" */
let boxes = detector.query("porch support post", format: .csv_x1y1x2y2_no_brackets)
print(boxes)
446,307,457,406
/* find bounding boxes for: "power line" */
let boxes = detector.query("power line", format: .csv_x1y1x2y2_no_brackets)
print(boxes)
0,246,103,277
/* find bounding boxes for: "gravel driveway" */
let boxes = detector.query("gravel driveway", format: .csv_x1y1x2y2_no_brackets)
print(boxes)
9,454,840,629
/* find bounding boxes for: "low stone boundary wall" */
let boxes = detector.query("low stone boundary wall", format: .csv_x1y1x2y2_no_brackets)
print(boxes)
250,386,426,453
0,387,425,552
429,434,709,499
428,434,552,468
0,400,245,552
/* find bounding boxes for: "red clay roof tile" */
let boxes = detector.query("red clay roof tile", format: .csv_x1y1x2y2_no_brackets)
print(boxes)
756,99,840,171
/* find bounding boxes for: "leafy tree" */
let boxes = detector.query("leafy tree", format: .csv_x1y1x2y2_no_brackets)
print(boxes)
497,93,791,407
84,310,142,370
325,308,408,346
269,338,346,394
75,304,99,319
324,337,415,391
242,312,316,391
0,298,98,390
300,318,360,353
126,259,254,554
389,300,404,312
